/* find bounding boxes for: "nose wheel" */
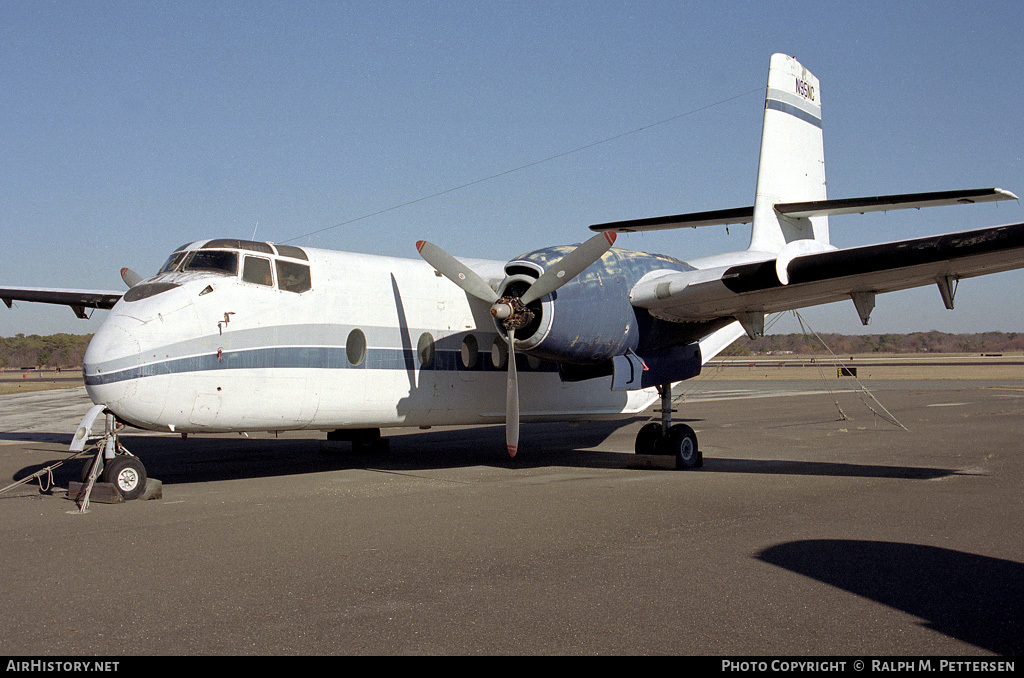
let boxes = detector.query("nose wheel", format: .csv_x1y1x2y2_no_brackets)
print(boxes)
76,411,150,509
634,384,702,469
102,455,148,500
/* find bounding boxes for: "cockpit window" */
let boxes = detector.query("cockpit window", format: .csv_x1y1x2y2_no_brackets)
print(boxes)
242,256,274,286
202,239,274,254
159,251,189,274
182,250,238,275
275,260,312,293
274,244,308,261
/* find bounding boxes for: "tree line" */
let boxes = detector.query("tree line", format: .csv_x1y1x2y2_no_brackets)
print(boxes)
722,330,1024,356
1,331,1023,368
0,334,92,369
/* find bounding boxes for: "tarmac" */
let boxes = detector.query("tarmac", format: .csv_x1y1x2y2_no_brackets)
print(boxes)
0,377,1021,656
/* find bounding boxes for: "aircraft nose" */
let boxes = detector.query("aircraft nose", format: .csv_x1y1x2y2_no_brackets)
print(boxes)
83,314,143,409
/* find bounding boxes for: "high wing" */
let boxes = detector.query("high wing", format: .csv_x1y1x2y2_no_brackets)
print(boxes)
629,221,1024,336
0,287,122,319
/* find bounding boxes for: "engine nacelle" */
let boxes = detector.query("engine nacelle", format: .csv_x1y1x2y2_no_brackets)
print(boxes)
497,246,693,365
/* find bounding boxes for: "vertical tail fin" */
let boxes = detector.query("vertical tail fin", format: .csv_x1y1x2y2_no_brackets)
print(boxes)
749,54,829,253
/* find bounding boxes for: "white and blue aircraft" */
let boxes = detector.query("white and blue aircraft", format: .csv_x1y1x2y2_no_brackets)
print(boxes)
4,54,1024,500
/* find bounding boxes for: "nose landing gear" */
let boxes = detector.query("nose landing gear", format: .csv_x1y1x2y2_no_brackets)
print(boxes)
73,408,153,510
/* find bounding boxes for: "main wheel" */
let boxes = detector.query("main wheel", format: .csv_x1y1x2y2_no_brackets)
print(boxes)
666,424,699,469
635,423,663,455
102,455,147,500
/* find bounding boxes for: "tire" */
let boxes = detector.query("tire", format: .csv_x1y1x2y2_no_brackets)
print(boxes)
80,457,104,483
635,423,663,455
667,424,699,469
102,456,148,500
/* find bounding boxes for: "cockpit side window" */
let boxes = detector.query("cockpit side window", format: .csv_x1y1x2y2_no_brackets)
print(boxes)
242,256,274,286
182,250,238,275
275,260,312,293
159,251,189,274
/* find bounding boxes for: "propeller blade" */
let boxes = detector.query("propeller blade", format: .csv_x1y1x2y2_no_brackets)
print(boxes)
505,328,519,458
120,268,142,289
416,240,499,304
520,231,616,306
419,232,616,460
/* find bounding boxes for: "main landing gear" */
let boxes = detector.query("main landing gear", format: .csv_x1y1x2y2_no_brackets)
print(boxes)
634,384,702,470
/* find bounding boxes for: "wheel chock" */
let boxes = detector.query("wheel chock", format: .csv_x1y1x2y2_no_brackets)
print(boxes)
139,478,162,501
66,481,124,504
66,478,163,503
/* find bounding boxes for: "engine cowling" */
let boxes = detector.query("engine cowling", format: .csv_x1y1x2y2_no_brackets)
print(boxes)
496,246,692,365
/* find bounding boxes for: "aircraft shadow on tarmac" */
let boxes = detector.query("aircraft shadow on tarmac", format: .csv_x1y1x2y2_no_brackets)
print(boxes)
757,540,1023,656
9,420,638,487
9,418,960,488
702,458,959,480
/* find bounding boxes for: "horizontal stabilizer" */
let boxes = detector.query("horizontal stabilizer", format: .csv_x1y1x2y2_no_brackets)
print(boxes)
589,188,1016,234
589,206,754,233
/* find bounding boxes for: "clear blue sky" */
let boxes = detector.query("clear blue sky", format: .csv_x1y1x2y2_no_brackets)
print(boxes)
3,1,1023,337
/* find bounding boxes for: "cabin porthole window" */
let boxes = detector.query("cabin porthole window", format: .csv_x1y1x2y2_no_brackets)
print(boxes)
491,337,508,369
346,329,367,366
417,333,435,369
461,334,479,369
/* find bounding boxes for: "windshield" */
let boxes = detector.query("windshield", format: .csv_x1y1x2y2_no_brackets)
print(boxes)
182,250,238,276
159,251,189,274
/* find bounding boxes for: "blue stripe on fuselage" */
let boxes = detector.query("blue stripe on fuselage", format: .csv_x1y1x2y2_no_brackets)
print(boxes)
83,345,557,386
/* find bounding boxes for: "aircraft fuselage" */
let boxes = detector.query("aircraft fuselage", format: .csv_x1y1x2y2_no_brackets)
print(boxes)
83,240,678,434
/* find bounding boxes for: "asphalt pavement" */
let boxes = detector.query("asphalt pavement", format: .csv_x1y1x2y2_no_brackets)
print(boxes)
1,379,1021,655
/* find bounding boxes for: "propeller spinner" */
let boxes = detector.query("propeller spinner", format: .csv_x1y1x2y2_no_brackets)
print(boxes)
416,231,616,457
